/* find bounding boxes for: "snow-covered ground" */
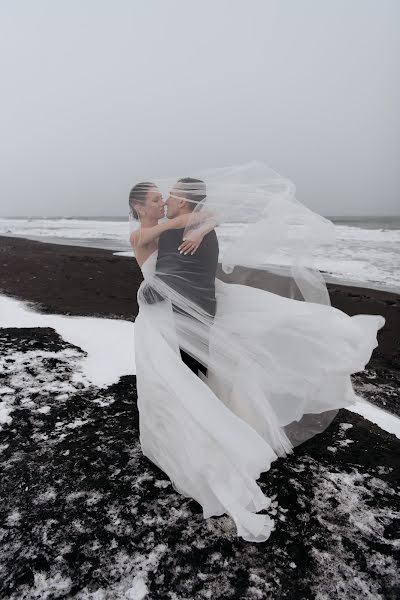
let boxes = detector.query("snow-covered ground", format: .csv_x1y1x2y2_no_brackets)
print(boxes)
0,293,399,599
0,293,398,438
0,294,135,388
348,399,400,439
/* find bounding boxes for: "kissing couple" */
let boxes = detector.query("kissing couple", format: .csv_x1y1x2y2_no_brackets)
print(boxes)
128,165,385,542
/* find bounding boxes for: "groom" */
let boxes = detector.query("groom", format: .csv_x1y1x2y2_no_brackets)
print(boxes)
156,177,219,377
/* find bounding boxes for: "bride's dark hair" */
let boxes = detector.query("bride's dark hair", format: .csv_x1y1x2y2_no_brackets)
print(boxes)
129,182,156,219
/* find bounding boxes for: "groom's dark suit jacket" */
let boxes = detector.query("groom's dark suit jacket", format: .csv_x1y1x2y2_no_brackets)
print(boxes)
142,227,219,376
154,228,219,318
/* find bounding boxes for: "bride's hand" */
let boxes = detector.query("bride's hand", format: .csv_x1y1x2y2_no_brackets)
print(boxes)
178,231,205,255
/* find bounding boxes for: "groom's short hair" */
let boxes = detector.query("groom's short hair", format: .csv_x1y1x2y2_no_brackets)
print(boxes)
177,177,206,210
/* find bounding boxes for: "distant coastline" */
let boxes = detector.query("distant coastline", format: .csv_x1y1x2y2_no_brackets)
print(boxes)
1,215,399,293
1,214,400,222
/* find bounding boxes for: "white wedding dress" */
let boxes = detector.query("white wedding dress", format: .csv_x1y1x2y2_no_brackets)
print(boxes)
134,250,385,543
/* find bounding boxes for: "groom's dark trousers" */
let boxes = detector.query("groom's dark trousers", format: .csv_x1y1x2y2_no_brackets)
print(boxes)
153,227,219,377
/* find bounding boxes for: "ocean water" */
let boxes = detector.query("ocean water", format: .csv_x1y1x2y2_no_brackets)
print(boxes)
0,216,399,293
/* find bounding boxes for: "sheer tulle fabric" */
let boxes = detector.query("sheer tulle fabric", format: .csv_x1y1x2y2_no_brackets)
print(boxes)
135,250,384,542
132,164,385,542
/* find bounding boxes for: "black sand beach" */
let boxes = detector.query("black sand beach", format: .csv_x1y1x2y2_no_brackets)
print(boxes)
1,235,398,361
0,235,399,599
1,235,399,415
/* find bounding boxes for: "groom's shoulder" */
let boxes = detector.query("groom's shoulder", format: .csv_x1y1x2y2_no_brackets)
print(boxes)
203,228,219,247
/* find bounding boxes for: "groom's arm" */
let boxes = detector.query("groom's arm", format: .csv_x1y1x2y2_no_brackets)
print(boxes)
194,230,219,317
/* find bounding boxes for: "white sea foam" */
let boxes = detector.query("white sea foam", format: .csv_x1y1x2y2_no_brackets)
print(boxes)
0,217,128,239
0,217,399,292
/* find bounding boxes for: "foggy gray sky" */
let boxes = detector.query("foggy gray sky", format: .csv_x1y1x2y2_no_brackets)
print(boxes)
1,0,399,217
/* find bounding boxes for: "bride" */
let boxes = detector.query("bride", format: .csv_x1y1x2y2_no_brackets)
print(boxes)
128,165,385,543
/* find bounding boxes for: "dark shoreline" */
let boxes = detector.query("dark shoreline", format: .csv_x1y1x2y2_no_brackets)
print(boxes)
1,234,398,370
0,235,142,320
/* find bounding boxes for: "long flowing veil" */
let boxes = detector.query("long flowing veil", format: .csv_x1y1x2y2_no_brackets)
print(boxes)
132,163,342,445
131,162,336,301
130,162,385,541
